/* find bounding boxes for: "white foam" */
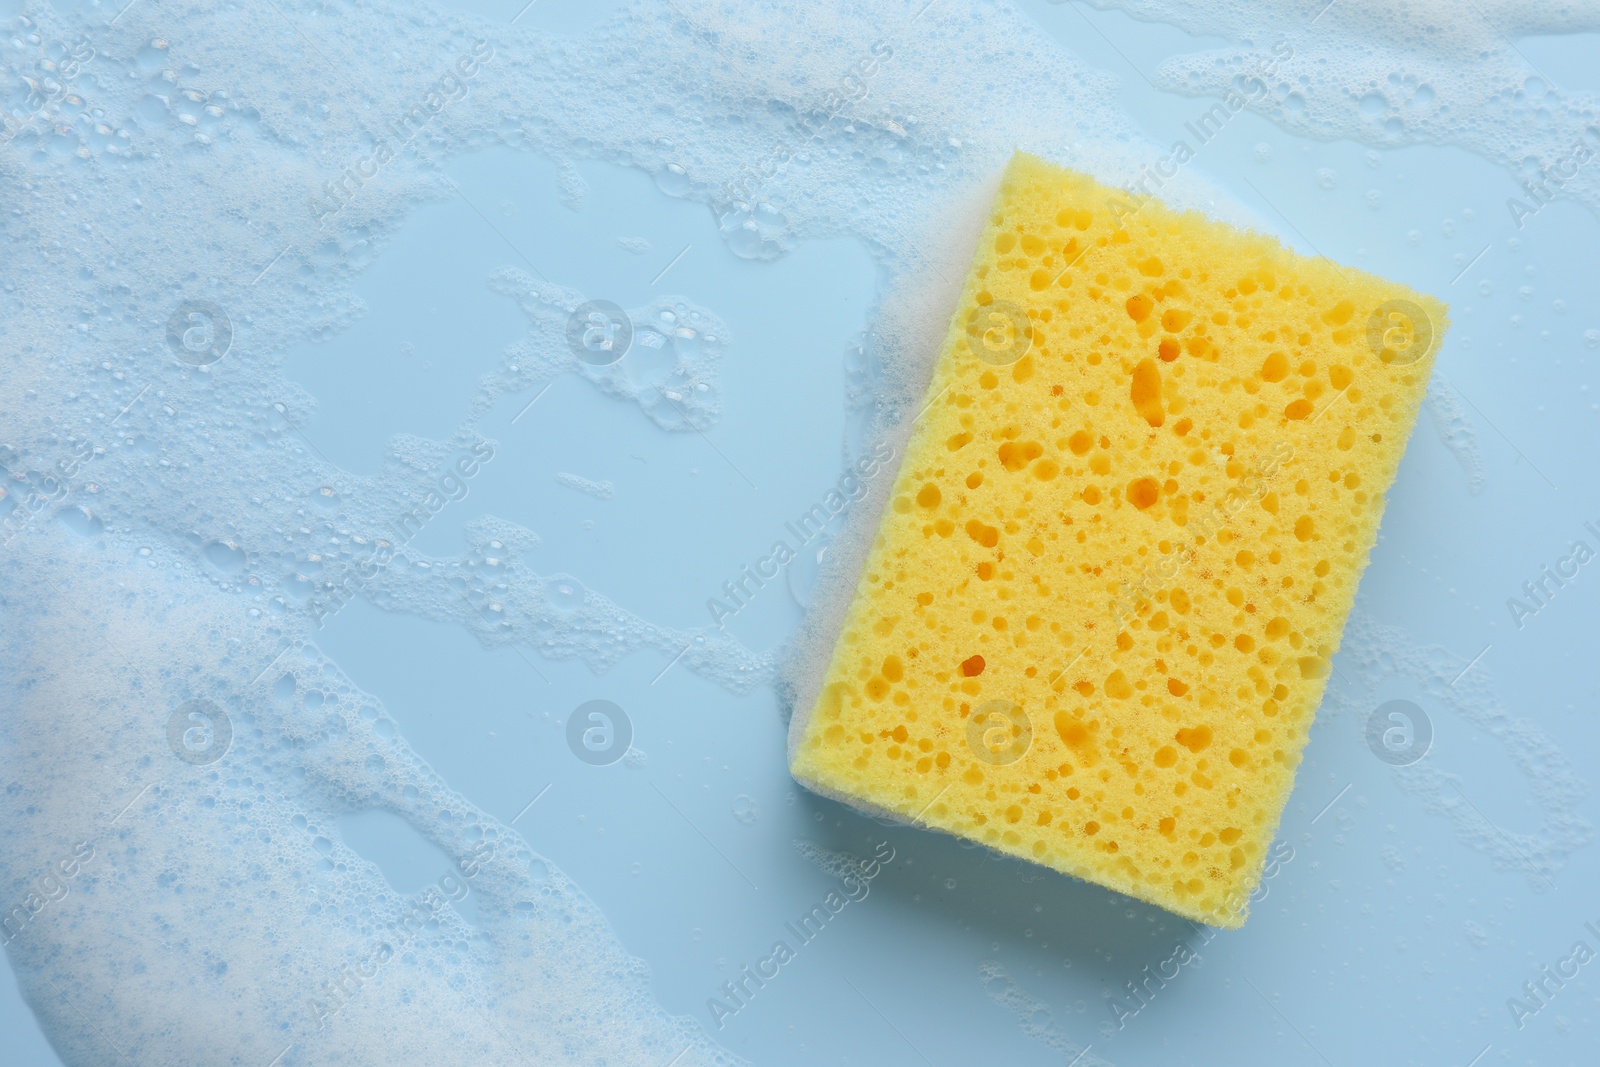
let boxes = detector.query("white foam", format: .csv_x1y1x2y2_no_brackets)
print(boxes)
1425,374,1488,495
1321,609,1589,885
978,961,1115,1067
1087,0,1600,224
0,535,739,1065
555,472,617,499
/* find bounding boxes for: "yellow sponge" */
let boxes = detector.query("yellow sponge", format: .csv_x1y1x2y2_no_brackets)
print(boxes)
788,152,1445,927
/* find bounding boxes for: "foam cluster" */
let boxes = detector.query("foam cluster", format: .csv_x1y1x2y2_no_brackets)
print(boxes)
1084,0,1600,224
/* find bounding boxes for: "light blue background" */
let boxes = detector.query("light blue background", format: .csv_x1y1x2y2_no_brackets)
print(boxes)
6,2,1598,1065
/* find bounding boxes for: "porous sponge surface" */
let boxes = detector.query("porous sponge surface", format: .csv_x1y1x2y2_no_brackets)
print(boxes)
789,152,1446,927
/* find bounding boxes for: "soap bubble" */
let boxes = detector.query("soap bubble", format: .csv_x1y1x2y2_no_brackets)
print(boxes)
654,163,690,197
55,505,102,538
545,575,587,611
202,540,246,574
786,535,832,609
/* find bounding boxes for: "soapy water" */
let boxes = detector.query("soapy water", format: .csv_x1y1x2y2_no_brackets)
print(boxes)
1424,375,1488,496
1326,610,1590,890
482,271,727,432
1082,0,1600,226
978,961,1113,1067
0,0,1591,1063
1,555,739,1066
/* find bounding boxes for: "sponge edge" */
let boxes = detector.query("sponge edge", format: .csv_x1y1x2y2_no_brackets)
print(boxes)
787,151,1446,928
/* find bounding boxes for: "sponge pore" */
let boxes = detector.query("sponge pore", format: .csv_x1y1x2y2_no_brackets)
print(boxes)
788,152,1446,928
